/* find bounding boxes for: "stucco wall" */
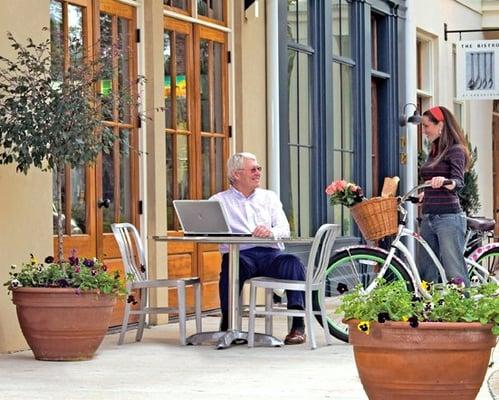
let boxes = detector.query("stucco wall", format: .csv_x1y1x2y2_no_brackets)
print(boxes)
0,0,52,353
415,0,496,218
240,3,268,186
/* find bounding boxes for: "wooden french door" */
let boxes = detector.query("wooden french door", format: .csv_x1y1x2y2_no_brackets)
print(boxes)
51,0,140,326
164,17,229,312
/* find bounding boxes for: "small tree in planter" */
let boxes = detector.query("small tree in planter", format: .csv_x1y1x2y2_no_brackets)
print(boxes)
0,30,140,360
0,29,140,262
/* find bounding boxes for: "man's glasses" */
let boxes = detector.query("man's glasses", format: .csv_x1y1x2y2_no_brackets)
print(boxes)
239,166,262,173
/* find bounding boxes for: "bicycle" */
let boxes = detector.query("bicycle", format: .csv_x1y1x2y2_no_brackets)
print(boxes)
314,181,499,342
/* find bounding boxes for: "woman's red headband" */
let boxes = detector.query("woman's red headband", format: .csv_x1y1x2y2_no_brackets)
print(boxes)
428,106,444,122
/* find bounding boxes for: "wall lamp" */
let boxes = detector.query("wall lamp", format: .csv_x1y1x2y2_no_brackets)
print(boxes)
399,103,422,127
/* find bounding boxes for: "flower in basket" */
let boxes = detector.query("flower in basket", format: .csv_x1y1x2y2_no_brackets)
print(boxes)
325,180,364,207
4,250,127,296
338,278,499,335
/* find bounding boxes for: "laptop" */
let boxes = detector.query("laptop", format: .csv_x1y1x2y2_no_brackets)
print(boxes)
173,200,252,236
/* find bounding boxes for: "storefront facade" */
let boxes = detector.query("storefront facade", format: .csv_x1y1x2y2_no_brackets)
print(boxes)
1,0,498,353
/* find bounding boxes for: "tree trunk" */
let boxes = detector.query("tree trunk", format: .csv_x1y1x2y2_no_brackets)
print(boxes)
55,163,64,262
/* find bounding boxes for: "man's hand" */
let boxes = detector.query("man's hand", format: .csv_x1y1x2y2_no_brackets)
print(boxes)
426,177,455,190
252,225,273,238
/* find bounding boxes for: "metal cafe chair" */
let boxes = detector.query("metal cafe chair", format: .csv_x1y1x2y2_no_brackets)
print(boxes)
111,223,202,346
247,224,339,349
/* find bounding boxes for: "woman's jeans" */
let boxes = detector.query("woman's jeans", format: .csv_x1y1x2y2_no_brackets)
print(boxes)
418,212,469,286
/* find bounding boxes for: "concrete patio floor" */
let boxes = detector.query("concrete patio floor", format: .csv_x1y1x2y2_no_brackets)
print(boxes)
0,315,498,400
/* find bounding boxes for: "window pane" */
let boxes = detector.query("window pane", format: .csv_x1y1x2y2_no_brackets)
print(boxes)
287,0,309,45
71,167,86,234
176,134,189,200
164,0,188,10
287,49,312,236
100,13,113,121
331,61,354,236
200,40,210,132
166,134,174,230
201,136,211,198
213,42,223,132
164,31,173,129
52,168,67,235
332,0,351,58
118,17,131,124
198,0,224,21
102,127,115,231
119,129,131,228
215,137,224,193
176,34,188,130
50,0,63,80
68,4,84,66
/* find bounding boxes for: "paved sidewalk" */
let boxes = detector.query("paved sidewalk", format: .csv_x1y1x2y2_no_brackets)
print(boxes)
0,316,497,400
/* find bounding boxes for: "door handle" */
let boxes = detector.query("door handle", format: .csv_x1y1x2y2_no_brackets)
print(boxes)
98,198,111,208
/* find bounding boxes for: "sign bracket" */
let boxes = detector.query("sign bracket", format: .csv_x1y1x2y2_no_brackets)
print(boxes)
445,23,499,41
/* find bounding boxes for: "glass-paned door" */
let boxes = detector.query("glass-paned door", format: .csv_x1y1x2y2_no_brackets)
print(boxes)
164,18,193,230
98,0,139,261
198,26,228,200
49,0,139,268
50,0,96,257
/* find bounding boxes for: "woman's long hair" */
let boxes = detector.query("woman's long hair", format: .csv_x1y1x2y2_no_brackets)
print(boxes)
423,106,471,171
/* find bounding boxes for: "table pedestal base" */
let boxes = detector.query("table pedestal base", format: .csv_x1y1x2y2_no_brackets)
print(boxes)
186,330,284,349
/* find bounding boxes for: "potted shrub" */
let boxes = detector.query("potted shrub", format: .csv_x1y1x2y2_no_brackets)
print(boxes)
0,31,137,360
339,279,499,400
4,254,126,361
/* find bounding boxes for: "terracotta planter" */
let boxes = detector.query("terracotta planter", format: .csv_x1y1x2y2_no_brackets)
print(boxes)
12,288,116,361
347,320,497,400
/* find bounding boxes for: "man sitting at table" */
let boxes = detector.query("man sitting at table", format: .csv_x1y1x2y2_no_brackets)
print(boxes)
210,152,306,345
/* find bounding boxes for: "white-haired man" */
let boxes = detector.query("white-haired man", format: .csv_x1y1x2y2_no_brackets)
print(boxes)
210,152,306,345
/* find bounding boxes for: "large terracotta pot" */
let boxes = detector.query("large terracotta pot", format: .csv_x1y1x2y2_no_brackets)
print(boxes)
347,320,497,400
12,288,116,361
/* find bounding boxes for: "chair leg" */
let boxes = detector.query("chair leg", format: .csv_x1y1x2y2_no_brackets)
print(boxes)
177,281,187,346
194,281,202,333
247,283,258,347
264,288,273,335
237,291,243,331
118,297,132,345
135,288,148,342
305,290,316,350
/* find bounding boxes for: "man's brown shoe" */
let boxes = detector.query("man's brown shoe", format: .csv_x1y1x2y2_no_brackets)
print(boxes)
284,328,306,345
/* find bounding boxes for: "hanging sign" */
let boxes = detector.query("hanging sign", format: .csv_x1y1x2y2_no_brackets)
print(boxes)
456,40,499,100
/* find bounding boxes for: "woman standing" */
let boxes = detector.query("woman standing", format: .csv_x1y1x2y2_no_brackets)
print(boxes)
418,106,471,285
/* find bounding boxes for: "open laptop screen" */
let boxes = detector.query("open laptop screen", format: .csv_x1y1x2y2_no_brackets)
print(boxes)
173,200,252,236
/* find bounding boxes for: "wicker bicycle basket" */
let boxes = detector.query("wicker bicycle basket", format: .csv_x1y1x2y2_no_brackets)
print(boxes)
350,197,399,241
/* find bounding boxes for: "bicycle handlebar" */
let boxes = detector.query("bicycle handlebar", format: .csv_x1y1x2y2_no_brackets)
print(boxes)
400,180,453,203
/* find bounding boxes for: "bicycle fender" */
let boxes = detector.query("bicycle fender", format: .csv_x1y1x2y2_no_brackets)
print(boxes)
468,242,499,262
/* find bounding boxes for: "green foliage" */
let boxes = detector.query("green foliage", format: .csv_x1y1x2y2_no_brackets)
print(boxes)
339,279,499,335
0,30,125,174
0,30,142,261
4,253,129,296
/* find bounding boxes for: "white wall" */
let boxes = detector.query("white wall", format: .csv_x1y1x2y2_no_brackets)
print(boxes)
414,0,496,218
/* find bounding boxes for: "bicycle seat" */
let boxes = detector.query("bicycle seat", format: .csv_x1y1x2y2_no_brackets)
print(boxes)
466,216,496,232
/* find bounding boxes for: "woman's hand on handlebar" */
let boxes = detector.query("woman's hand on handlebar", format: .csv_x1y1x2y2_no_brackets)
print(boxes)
425,177,455,190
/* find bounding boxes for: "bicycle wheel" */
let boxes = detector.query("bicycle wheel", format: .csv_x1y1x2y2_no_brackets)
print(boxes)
313,246,414,343
468,247,499,284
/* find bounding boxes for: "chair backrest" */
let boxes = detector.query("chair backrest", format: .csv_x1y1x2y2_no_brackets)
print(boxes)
111,223,147,282
306,224,340,286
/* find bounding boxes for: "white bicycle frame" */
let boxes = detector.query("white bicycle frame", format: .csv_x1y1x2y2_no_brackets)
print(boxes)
363,184,498,298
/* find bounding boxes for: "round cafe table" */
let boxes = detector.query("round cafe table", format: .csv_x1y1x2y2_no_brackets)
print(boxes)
152,235,313,349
